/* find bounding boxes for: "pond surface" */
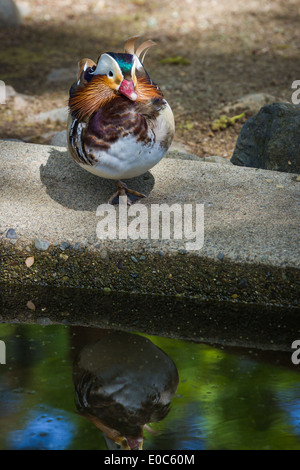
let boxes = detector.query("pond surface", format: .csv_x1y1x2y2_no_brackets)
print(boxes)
0,324,299,450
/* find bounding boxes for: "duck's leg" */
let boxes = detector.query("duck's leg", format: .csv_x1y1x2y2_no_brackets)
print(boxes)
108,180,146,206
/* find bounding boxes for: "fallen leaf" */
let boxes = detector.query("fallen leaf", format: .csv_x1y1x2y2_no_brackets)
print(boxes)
25,256,34,267
26,300,36,311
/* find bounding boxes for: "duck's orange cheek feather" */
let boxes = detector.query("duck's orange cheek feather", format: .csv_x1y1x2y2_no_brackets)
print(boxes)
69,76,116,120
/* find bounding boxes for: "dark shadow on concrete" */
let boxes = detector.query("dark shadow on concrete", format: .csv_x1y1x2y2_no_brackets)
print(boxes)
39,147,155,211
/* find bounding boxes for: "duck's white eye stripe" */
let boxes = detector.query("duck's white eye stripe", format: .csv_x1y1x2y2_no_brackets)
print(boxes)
83,61,88,71
94,53,122,78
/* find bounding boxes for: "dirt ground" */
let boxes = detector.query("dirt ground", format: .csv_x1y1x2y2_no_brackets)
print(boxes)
0,0,299,158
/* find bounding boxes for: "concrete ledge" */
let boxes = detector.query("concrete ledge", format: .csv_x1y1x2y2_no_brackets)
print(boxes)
0,140,299,308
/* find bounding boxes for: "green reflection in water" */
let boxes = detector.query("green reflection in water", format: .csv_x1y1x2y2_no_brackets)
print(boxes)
0,324,299,450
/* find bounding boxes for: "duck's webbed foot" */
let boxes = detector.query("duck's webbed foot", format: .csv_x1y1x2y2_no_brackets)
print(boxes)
108,180,146,206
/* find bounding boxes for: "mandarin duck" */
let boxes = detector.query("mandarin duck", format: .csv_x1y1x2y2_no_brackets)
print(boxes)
72,331,179,450
68,36,175,205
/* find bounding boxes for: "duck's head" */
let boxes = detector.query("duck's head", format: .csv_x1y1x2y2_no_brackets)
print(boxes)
69,37,162,120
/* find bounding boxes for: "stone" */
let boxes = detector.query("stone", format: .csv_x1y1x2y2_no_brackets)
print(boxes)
12,94,29,110
231,102,300,173
200,156,232,165
238,278,249,289
59,241,70,251
4,86,33,110
47,68,77,83
6,228,17,239
36,317,52,326
166,151,199,161
170,141,193,154
50,130,67,148
17,1,31,18
99,248,109,260
147,17,158,27
33,107,68,124
34,239,50,251
5,85,17,99
0,0,21,28
103,287,111,295
220,93,278,117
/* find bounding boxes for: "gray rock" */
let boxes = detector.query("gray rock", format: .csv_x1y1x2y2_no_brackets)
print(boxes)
36,317,52,326
6,228,17,239
170,141,193,154
16,1,31,18
147,17,158,27
50,130,67,147
47,68,77,82
34,239,50,251
231,102,300,173
200,156,232,165
0,0,21,28
166,151,199,161
12,94,30,110
59,241,70,251
238,278,249,289
220,93,278,117
33,107,68,124
167,152,232,165
5,85,17,99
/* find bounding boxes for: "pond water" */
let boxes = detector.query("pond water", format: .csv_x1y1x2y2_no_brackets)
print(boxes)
0,324,299,450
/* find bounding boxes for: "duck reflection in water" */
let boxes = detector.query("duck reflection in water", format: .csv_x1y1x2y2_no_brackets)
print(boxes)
72,330,179,450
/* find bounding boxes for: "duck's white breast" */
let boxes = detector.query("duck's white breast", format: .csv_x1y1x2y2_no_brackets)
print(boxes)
68,99,175,180
82,133,166,180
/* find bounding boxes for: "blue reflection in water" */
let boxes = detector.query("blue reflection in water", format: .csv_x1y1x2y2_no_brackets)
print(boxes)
280,396,300,438
7,408,75,450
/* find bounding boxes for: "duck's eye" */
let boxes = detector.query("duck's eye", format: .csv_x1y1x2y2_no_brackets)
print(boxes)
108,70,114,78
84,66,95,82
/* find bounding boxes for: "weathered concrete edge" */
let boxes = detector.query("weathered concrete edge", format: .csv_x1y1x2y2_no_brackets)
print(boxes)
0,238,299,308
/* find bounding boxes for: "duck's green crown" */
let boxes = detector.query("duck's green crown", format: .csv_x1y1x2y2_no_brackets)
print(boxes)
108,52,133,74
